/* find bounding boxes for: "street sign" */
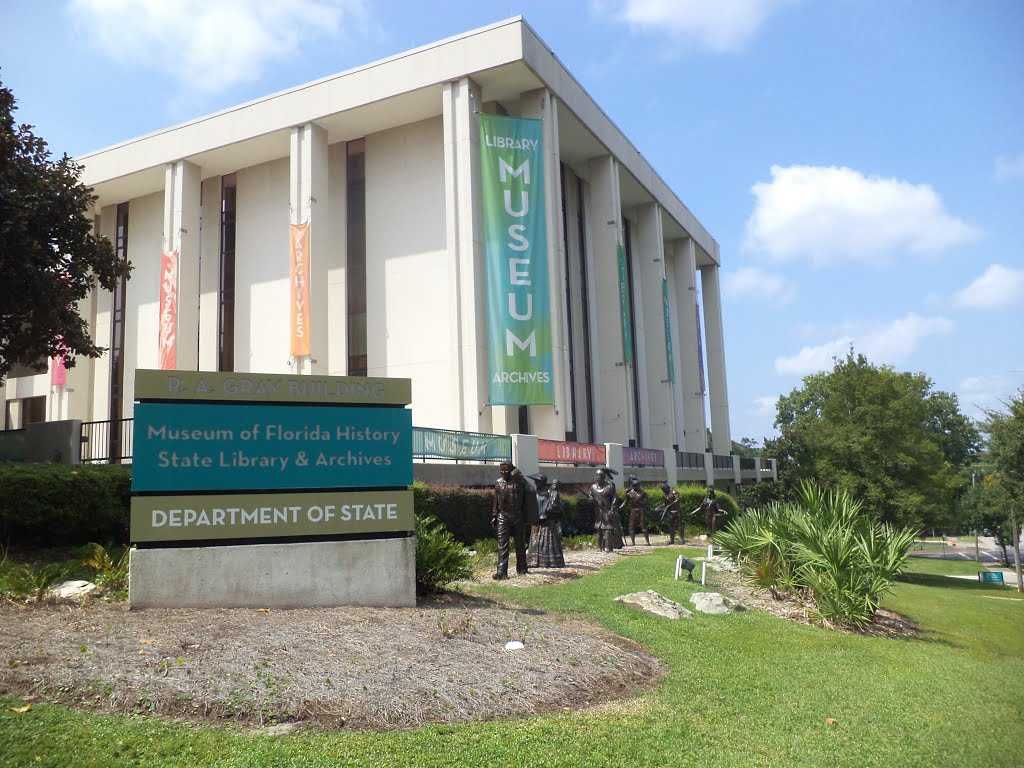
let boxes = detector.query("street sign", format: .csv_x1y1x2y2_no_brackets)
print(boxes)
979,571,1005,584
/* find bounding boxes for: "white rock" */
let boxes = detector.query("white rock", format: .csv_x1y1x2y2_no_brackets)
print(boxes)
504,641,525,651
47,580,100,601
615,590,693,620
690,592,744,614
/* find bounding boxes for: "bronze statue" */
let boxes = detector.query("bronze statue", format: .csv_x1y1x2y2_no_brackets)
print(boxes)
526,474,565,568
624,476,651,546
699,487,723,540
491,462,528,579
658,483,683,544
586,467,624,553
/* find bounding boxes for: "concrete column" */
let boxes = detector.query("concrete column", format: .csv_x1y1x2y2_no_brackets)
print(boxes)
161,160,201,371
520,88,569,440
754,457,763,483
733,455,742,485
442,78,487,431
672,238,706,453
289,123,329,375
588,156,631,445
635,203,676,461
604,442,624,480
704,452,714,488
700,265,731,451
511,433,539,476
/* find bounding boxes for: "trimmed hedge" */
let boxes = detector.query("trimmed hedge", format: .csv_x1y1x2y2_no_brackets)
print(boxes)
0,463,132,547
413,480,738,544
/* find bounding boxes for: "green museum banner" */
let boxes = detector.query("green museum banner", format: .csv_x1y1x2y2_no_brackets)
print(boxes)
618,244,633,364
663,278,674,382
479,113,554,405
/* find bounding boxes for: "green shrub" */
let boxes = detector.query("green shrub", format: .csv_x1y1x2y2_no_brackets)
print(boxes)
414,514,473,596
0,463,131,547
716,481,918,628
413,482,494,544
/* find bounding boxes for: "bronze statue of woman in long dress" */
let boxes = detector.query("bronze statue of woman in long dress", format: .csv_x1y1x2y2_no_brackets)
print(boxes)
526,474,565,568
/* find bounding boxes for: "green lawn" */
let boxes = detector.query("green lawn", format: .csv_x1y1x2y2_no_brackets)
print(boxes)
2,552,1022,767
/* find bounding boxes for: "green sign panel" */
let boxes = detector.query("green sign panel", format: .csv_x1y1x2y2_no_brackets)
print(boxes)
413,427,511,462
979,571,1005,583
131,490,414,542
479,113,554,405
662,278,674,382
135,369,411,406
618,244,633,364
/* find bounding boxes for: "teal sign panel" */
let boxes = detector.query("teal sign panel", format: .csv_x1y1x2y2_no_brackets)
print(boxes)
133,402,412,492
979,571,1004,583
412,427,511,462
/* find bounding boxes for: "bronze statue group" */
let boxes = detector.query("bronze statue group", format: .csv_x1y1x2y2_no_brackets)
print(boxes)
491,461,723,579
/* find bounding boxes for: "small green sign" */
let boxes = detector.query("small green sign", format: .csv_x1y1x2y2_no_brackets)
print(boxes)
979,571,1005,583
131,489,414,542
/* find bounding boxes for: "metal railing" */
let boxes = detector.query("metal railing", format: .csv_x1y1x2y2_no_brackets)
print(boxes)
80,418,133,463
739,457,756,470
676,451,705,470
712,454,733,470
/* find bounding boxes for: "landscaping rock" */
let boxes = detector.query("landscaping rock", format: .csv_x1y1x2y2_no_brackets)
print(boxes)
690,592,745,614
615,590,693,620
47,580,100,602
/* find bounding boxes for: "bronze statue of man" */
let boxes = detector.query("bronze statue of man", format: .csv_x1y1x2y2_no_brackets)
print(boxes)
587,467,623,553
659,483,683,544
624,476,651,546
700,487,723,540
491,462,528,579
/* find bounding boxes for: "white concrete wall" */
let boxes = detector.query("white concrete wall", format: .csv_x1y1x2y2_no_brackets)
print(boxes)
198,176,222,372
326,142,348,376
124,191,164,414
235,157,291,375
365,117,455,426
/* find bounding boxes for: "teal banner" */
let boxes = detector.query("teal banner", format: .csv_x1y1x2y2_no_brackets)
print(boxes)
132,402,412,492
618,244,633,364
479,113,554,405
662,278,674,382
412,427,511,462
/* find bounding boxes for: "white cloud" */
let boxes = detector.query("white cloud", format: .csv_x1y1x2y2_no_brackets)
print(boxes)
774,313,953,376
959,374,1024,421
69,0,366,94
954,264,1024,309
744,165,979,265
723,266,796,303
753,395,779,417
604,0,793,52
994,152,1024,183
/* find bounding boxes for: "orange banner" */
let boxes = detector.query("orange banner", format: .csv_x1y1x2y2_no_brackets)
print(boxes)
158,249,179,370
290,222,310,356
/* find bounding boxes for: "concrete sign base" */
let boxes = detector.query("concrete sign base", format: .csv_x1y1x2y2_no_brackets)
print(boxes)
128,537,417,609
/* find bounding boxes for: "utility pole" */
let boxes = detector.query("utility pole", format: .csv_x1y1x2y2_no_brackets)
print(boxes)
1012,507,1023,593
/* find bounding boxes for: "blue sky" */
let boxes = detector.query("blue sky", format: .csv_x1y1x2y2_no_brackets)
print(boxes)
5,0,1022,443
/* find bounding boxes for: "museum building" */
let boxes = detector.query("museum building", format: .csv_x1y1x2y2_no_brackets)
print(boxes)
0,17,732,462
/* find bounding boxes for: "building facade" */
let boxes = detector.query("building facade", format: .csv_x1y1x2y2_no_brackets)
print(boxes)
1,18,731,460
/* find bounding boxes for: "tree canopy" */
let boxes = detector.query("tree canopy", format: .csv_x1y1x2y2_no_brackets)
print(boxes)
765,351,980,529
0,75,130,382
984,388,1024,508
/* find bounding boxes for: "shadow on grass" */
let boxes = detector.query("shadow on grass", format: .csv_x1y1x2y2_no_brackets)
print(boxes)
896,572,1003,592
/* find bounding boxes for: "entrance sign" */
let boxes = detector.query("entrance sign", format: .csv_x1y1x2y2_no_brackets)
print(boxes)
479,113,554,405
133,402,412,492
979,571,1005,584
131,489,414,542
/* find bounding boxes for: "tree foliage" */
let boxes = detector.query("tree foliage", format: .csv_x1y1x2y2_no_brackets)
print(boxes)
0,75,130,381
984,388,1024,507
765,352,979,529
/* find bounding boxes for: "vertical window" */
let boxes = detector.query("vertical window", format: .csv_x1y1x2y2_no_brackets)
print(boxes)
108,202,129,459
347,139,367,376
623,219,642,447
560,164,577,441
577,177,595,442
218,173,237,372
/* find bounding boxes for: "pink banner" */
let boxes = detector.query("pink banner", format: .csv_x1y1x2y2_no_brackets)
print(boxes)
290,222,310,356
158,249,179,370
623,446,664,467
537,439,606,465
50,344,67,387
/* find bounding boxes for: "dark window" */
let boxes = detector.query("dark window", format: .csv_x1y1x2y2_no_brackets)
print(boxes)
218,173,237,372
109,202,129,459
347,139,367,376
577,177,595,442
21,396,46,426
623,219,642,447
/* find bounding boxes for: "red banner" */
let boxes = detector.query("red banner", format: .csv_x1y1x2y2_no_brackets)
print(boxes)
158,249,179,370
537,439,606,465
290,222,311,356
